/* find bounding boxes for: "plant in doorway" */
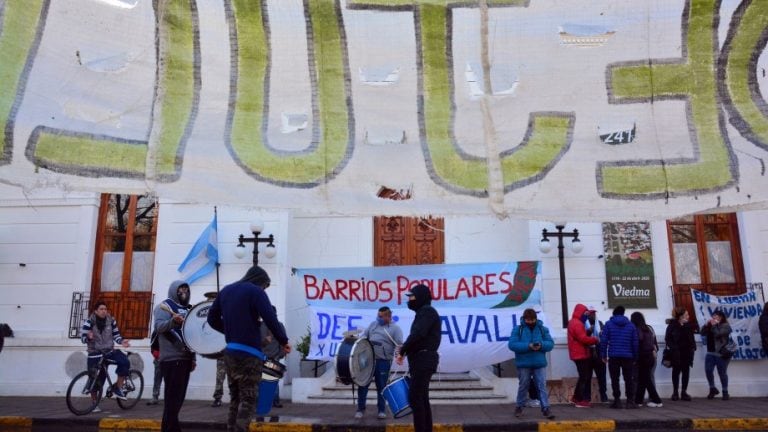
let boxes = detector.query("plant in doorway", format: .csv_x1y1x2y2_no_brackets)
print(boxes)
297,327,326,377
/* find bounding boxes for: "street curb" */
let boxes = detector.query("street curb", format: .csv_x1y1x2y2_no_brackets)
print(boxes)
2,416,768,431
539,420,615,431
692,418,768,430
0,417,32,428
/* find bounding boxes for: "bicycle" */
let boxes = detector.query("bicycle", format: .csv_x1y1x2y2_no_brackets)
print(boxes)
65,349,144,415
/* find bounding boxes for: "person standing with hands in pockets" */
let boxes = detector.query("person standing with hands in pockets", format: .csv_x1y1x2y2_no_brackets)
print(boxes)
395,284,441,432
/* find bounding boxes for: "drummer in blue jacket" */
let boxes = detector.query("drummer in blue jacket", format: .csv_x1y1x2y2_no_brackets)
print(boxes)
508,308,555,420
355,306,403,419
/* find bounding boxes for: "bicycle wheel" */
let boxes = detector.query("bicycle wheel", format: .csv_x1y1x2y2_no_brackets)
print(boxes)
66,370,103,415
117,369,144,409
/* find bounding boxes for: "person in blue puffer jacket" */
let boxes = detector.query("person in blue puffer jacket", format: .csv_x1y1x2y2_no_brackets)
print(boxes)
508,308,555,420
599,305,639,409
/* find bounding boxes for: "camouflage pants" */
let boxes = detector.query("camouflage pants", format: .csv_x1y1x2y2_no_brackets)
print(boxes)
224,353,263,432
213,357,228,399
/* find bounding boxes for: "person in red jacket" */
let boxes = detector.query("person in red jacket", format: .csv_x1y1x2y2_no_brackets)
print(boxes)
567,304,599,408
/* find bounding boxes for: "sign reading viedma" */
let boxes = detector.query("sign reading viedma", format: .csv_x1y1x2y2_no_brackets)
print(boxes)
602,222,657,308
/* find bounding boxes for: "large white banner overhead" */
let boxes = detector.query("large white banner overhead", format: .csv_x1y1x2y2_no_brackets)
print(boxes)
1,0,767,220
296,261,544,372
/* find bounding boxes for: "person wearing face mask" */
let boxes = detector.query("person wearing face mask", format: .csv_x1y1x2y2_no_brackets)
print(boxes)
153,281,196,432
395,284,441,432
354,306,404,419
207,265,291,432
567,304,599,408
664,307,696,401
508,308,556,419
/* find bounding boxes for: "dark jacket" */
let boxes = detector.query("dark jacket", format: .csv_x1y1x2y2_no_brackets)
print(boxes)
760,309,768,351
508,320,554,369
400,286,441,359
664,319,696,368
260,321,287,360
637,324,658,356
701,322,732,355
600,314,638,360
208,277,288,358
567,304,599,360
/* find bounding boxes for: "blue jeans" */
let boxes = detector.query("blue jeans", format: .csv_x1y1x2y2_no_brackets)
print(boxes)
704,353,729,392
517,367,549,410
357,359,391,413
87,350,130,377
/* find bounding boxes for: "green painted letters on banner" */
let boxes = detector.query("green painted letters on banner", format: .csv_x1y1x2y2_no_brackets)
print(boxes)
225,0,353,187
0,0,46,165
600,0,736,199
26,0,198,180
719,0,768,152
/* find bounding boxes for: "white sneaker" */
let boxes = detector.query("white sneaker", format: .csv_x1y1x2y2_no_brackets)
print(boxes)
354,411,363,419
377,412,387,419
91,406,102,413
646,402,663,408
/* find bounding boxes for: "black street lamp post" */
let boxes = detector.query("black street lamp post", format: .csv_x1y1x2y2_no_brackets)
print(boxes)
539,224,583,328
234,220,276,265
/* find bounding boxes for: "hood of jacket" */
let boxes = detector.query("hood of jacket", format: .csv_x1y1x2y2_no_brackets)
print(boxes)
167,280,190,306
407,284,432,310
571,303,589,320
609,314,631,327
240,265,271,287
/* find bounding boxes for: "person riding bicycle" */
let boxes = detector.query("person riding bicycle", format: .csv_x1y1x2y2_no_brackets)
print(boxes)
80,300,131,401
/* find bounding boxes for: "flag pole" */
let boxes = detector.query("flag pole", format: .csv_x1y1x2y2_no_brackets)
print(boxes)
215,206,221,293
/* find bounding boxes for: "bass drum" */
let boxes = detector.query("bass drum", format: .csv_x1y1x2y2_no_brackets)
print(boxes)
335,337,374,386
182,301,225,359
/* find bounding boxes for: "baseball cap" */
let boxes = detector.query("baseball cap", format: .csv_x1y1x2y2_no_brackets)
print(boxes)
586,305,597,312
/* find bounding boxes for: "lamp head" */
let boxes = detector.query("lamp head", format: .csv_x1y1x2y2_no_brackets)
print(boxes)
264,243,277,259
539,238,552,254
250,219,264,234
570,238,583,254
234,243,247,259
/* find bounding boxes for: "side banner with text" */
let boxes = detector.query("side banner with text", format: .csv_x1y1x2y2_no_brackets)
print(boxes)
602,222,657,308
691,289,766,361
296,261,544,372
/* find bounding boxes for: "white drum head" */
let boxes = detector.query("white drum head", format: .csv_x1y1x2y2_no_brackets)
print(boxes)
349,338,375,386
182,301,225,357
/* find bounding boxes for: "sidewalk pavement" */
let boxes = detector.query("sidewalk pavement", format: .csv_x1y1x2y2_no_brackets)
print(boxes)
1,396,768,431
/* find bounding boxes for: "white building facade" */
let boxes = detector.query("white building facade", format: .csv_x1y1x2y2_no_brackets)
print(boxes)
1,183,766,400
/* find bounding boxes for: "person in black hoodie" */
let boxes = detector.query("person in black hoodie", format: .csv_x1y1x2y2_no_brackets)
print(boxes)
396,284,441,432
664,307,696,401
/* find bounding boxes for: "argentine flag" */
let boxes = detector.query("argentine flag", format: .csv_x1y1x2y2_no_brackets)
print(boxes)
178,214,218,284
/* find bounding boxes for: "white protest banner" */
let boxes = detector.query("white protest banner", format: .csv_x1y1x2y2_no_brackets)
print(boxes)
690,289,767,360
295,261,544,372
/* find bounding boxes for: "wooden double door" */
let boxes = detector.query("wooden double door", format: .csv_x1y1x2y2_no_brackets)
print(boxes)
374,216,444,266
